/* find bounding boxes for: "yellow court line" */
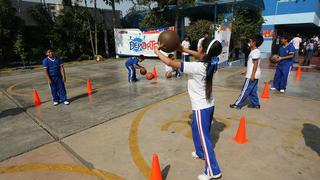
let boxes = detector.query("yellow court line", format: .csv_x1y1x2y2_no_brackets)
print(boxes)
129,93,187,179
129,91,319,179
0,163,124,180
7,78,86,97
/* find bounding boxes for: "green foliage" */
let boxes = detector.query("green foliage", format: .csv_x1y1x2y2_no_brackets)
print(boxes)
28,5,97,59
139,12,169,29
185,20,214,42
0,0,24,65
14,34,27,63
232,7,264,41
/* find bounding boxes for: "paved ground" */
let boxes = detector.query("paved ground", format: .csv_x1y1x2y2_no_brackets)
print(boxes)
0,58,319,180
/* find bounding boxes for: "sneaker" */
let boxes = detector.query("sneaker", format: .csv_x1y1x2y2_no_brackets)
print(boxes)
53,102,59,106
280,89,285,93
198,173,222,180
270,87,276,90
63,101,70,105
229,104,241,109
192,152,204,160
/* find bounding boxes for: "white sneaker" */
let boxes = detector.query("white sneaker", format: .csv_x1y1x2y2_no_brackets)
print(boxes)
198,173,222,180
270,87,276,90
192,152,200,159
53,102,59,106
280,89,285,93
63,101,70,105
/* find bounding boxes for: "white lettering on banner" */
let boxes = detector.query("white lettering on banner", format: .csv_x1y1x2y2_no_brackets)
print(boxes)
114,29,164,57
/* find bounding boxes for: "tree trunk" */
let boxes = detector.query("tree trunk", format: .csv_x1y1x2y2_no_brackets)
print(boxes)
94,0,98,55
174,0,179,33
88,20,96,56
84,0,96,56
104,30,109,57
111,0,117,28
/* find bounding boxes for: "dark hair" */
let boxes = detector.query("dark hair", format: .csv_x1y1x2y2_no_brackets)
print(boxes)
46,49,54,55
203,31,209,36
250,34,264,47
281,35,290,41
202,39,222,100
139,54,145,60
168,54,174,59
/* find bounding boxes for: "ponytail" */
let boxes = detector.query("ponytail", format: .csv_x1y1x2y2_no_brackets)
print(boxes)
201,39,222,100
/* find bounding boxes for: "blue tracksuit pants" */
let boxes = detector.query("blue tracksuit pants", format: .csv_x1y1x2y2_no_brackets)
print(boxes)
273,63,292,90
192,106,221,176
126,65,137,83
234,78,260,108
49,76,67,102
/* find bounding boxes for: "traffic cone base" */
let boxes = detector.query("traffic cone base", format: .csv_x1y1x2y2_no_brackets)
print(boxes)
87,79,93,95
33,89,42,106
261,81,270,99
149,154,162,180
296,66,302,80
233,116,249,144
152,66,158,78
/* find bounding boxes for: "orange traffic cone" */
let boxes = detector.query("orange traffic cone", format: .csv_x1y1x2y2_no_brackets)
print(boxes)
152,66,158,78
87,79,93,95
296,66,302,80
233,116,249,144
149,154,162,180
33,89,41,106
261,82,270,99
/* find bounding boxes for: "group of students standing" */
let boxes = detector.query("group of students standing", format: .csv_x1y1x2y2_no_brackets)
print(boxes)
41,30,297,179
279,34,319,66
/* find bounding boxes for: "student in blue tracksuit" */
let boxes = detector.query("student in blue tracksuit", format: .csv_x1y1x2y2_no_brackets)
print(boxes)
271,35,295,93
125,55,145,83
43,49,69,106
155,38,222,180
230,35,264,109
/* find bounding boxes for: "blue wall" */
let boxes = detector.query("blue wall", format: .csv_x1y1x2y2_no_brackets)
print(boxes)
263,0,320,16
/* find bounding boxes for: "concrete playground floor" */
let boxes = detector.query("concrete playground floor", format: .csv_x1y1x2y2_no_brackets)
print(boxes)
0,58,319,180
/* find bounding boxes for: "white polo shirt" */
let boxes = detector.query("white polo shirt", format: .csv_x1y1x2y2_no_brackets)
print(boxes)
291,37,302,50
181,62,214,110
182,40,191,55
246,48,261,79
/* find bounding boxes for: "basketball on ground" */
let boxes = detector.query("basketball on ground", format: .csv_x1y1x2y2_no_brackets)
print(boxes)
146,72,154,80
140,68,147,75
165,72,172,78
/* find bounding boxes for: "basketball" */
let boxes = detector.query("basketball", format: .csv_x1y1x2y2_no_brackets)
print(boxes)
146,72,154,80
140,68,147,75
158,30,180,52
165,72,172,78
269,54,280,63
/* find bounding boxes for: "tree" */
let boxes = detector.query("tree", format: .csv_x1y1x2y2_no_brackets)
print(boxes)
139,11,169,29
185,20,213,43
232,7,264,42
14,33,27,66
0,0,24,66
103,0,122,28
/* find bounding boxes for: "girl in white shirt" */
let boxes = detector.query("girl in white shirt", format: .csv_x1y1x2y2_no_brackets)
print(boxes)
182,35,191,62
155,38,222,180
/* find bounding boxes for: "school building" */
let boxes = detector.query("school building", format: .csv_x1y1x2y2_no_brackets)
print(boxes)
260,0,320,55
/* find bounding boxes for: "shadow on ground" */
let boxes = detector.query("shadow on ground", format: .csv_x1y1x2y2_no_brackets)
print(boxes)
187,114,226,147
211,118,227,147
0,108,24,119
302,123,320,156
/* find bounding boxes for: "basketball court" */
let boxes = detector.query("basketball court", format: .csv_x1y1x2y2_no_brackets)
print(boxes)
0,59,319,180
